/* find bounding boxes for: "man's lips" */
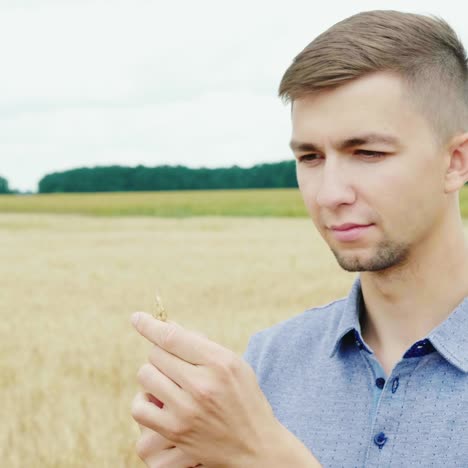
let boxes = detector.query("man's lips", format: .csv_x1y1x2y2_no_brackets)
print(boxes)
329,224,374,242
330,223,373,231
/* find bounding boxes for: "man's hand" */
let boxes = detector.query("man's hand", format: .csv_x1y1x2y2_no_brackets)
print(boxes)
135,395,204,467
130,312,319,468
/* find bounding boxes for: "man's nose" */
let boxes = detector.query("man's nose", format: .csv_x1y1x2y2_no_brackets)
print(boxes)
314,159,355,209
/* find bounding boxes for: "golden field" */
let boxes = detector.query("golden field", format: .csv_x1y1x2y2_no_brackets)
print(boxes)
2,186,468,467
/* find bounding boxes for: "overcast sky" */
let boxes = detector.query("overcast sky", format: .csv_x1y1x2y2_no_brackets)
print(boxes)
1,0,466,192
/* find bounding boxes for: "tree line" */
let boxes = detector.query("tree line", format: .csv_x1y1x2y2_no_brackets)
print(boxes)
0,175,11,194
12,160,466,194
37,161,298,193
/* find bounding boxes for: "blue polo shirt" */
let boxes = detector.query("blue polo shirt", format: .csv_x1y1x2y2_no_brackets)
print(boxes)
243,274,468,467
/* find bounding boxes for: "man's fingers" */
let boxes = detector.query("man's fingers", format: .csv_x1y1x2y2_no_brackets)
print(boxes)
137,362,188,408
135,426,175,460
146,345,197,393
144,446,204,468
136,426,205,467
131,391,174,435
146,391,164,408
131,311,222,365
192,330,208,340
138,390,164,408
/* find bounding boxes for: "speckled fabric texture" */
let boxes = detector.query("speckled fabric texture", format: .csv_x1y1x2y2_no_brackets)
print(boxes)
243,275,468,467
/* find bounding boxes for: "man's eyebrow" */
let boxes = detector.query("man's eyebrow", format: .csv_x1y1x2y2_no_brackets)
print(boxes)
289,133,401,152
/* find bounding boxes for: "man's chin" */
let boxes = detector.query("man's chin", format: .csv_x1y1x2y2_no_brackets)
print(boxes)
331,250,372,272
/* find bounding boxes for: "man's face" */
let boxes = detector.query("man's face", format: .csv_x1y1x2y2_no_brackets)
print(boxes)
291,71,449,272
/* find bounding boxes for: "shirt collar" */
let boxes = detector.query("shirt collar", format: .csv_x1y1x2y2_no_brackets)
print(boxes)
328,275,368,359
328,274,468,373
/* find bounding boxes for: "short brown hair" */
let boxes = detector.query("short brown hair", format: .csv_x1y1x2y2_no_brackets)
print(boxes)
279,10,468,149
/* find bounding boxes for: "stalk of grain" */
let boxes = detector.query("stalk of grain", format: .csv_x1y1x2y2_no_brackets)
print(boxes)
154,292,168,322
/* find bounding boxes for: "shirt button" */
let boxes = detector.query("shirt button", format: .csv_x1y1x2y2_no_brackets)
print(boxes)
375,377,385,389
392,377,399,393
374,432,388,449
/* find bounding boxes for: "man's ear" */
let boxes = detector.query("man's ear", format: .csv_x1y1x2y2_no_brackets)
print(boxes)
444,132,468,193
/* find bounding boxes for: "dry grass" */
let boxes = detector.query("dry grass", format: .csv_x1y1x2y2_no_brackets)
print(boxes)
1,213,356,467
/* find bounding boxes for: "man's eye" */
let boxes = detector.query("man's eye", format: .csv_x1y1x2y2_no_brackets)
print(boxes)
297,151,386,163
298,154,319,162
356,150,386,158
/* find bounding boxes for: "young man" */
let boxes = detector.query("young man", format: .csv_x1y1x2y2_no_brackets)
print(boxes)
132,9,468,466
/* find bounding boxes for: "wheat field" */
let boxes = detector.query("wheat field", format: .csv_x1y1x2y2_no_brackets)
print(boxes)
3,209,468,467
1,212,359,467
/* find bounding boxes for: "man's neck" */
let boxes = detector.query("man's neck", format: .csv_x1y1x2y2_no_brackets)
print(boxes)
359,226,468,360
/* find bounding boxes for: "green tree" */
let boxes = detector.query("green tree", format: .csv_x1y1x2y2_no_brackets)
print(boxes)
0,175,10,194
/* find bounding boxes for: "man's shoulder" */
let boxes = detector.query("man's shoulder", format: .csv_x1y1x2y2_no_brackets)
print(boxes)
256,296,346,342
243,296,347,371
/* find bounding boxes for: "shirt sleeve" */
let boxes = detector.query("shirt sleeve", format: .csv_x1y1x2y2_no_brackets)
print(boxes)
241,331,262,374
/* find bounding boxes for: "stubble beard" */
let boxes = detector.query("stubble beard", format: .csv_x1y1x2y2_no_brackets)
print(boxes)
330,238,411,272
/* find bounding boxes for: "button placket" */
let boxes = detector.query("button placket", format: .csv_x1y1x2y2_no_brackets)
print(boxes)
373,432,388,449
364,359,421,465
391,376,399,393
376,377,385,389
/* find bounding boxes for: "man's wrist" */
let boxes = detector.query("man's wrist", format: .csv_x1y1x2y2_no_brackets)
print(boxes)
270,423,322,467
220,421,322,468
231,421,321,468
